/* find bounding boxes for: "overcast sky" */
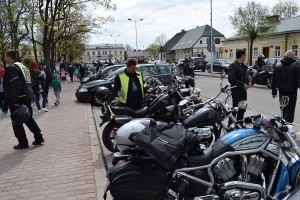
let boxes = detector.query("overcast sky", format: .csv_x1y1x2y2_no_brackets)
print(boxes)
89,0,287,49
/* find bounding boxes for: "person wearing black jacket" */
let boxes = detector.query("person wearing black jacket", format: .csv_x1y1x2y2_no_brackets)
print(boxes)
3,50,44,149
272,50,300,123
228,49,252,123
110,59,147,110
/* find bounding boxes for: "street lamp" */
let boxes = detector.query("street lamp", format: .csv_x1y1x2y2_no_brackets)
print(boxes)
128,18,143,51
110,34,120,46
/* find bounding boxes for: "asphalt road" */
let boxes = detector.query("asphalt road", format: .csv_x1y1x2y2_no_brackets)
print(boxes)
194,74,300,128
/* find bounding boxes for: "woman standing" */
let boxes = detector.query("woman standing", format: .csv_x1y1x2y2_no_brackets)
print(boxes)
0,64,9,116
29,61,48,112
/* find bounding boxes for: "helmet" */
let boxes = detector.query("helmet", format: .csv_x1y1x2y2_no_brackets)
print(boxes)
258,54,265,59
95,87,110,102
11,105,30,125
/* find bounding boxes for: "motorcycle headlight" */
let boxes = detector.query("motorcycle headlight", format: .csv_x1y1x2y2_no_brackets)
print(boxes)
79,87,88,93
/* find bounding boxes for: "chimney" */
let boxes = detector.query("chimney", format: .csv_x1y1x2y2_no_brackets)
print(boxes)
181,29,185,32
267,15,280,22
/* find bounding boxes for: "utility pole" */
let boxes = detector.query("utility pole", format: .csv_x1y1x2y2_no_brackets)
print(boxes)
210,0,214,75
110,34,120,46
128,18,143,51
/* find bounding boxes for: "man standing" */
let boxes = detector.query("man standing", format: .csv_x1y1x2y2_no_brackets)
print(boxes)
110,59,147,110
68,65,74,82
228,49,252,122
3,50,44,149
272,50,300,123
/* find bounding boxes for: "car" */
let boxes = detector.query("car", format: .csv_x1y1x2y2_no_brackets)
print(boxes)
81,64,125,84
207,59,233,74
75,64,185,106
191,57,208,72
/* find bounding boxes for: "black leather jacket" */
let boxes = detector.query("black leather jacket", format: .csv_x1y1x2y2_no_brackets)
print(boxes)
272,58,300,95
228,61,250,92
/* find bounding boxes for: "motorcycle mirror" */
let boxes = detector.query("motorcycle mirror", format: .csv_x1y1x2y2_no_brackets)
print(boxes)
280,96,289,109
179,99,189,106
238,100,248,110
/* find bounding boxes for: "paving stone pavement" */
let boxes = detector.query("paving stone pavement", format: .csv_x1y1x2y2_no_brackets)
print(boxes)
0,81,106,200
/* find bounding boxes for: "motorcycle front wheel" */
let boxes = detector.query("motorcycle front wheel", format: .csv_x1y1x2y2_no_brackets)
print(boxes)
266,78,272,89
102,122,120,152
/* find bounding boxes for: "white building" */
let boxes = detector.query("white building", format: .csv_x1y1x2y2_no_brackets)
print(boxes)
82,44,125,63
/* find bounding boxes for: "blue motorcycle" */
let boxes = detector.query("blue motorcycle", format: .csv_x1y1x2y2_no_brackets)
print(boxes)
105,96,300,200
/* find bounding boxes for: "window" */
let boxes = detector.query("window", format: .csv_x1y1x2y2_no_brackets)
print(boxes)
253,47,258,57
87,52,90,56
120,51,123,55
115,50,117,55
120,57,123,61
292,45,298,57
200,40,202,44
103,51,107,55
275,46,281,57
109,50,112,55
98,51,101,56
92,52,95,56
229,49,233,58
206,38,209,44
215,38,220,44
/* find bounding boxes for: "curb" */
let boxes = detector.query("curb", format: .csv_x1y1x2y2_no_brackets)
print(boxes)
89,106,111,200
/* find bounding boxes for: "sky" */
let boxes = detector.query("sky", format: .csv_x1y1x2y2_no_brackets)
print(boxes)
89,0,290,49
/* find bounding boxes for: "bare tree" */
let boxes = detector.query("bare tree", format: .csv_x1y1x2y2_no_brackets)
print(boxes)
147,43,160,59
124,44,133,51
229,1,274,65
272,0,299,19
154,33,167,60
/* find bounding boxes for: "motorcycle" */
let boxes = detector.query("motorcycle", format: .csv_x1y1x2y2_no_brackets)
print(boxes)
104,96,300,200
248,67,273,89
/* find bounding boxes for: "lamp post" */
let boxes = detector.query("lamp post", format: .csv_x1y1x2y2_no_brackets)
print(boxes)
128,18,143,51
110,34,120,46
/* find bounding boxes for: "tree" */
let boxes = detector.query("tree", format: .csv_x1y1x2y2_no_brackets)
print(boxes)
154,33,167,60
272,0,299,19
124,44,133,51
229,1,274,65
147,43,160,59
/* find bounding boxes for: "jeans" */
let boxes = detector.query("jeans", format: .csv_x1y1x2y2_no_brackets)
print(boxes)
10,104,43,145
0,92,8,113
35,93,47,110
54,91,61,104
279,93,297,123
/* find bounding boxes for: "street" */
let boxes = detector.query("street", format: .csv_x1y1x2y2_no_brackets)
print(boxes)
195,73,300,129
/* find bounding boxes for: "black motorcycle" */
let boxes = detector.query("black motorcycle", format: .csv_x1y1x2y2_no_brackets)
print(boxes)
248,67,273,89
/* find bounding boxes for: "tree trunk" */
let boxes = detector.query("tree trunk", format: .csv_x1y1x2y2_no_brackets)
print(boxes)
249,39,254,66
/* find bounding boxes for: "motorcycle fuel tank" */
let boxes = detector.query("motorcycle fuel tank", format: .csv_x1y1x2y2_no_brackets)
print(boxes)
220,129,269,151
182,108,220,128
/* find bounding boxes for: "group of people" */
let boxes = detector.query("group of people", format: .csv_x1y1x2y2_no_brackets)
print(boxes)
228,49,300,124
60,62,86,82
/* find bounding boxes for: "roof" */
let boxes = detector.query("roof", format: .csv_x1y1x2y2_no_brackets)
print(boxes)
224,15,300,42
85,44,124,50
163,31,186,52
170,25,225,50
127,50,151,57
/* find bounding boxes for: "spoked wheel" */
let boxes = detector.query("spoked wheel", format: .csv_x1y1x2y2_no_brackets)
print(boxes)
102,122,120,152
266,78,272,89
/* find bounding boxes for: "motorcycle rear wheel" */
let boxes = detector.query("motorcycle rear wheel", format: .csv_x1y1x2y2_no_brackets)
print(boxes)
102,122,120,152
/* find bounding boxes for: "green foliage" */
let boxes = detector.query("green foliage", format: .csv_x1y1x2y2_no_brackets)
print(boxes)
23,57,32,67
147,43,160,59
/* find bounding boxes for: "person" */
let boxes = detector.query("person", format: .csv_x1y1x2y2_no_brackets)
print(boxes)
50,74,62,106
29,61,48,112
68,64,74,82
60,68,66,82
3,50,44,149
79,64,85,81
272,50,300,123
74,66,79,81
110,59,147,110
39,64,52,106
0,64,9,116
228,49,252,123
254,54,266,72
183,57,194,78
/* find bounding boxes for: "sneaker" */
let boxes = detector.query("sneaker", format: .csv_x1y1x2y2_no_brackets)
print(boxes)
32,138,45,145
42,108,49,112
54,102,58,106
2,112,9,117
38,110,42,113
14,144,29,149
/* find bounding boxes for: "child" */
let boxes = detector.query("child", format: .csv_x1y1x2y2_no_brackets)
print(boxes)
74,67,79,81
50,74,62,106
60,68,66,82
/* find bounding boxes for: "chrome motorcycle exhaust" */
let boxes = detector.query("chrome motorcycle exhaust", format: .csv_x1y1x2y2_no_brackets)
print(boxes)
221,181,266,199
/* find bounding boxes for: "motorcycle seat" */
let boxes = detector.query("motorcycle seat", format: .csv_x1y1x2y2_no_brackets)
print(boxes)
111,106,149,118
187,141,234,166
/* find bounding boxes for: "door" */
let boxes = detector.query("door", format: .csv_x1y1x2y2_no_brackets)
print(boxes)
263,47,269,58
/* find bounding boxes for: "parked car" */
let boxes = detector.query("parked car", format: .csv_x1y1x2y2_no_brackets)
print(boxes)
191,57,208,72
207,59,233,73
75,64,185,106
81,64,125,84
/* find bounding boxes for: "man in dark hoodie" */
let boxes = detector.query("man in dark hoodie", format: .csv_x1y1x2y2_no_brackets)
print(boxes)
272,50,300,123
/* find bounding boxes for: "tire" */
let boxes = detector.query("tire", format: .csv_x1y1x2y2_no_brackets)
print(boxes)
92,93,102,106
202,69,205,72
102,122,120,152
266,78,272,89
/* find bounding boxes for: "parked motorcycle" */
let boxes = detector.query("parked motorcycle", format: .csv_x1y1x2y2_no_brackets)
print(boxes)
104,96,300,200
248,68,273,89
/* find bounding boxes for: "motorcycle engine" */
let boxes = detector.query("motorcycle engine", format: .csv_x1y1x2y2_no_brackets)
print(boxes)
224,189,260,200
214,158,236,181
247,155,266,176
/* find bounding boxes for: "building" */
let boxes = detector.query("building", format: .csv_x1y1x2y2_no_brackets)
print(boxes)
221,15,300,64
19,44,44,62
82,44,125,63
163,25,225,61
127,49,151,62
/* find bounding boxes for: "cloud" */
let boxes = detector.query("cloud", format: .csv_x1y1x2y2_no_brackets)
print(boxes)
89,0,281,48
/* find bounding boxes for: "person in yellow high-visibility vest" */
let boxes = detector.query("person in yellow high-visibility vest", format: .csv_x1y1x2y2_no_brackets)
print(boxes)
110,59,147,110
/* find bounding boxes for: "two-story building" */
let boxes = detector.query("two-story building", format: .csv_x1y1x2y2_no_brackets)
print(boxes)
221,15,300,64
82,44,125,63
163,25,225,61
